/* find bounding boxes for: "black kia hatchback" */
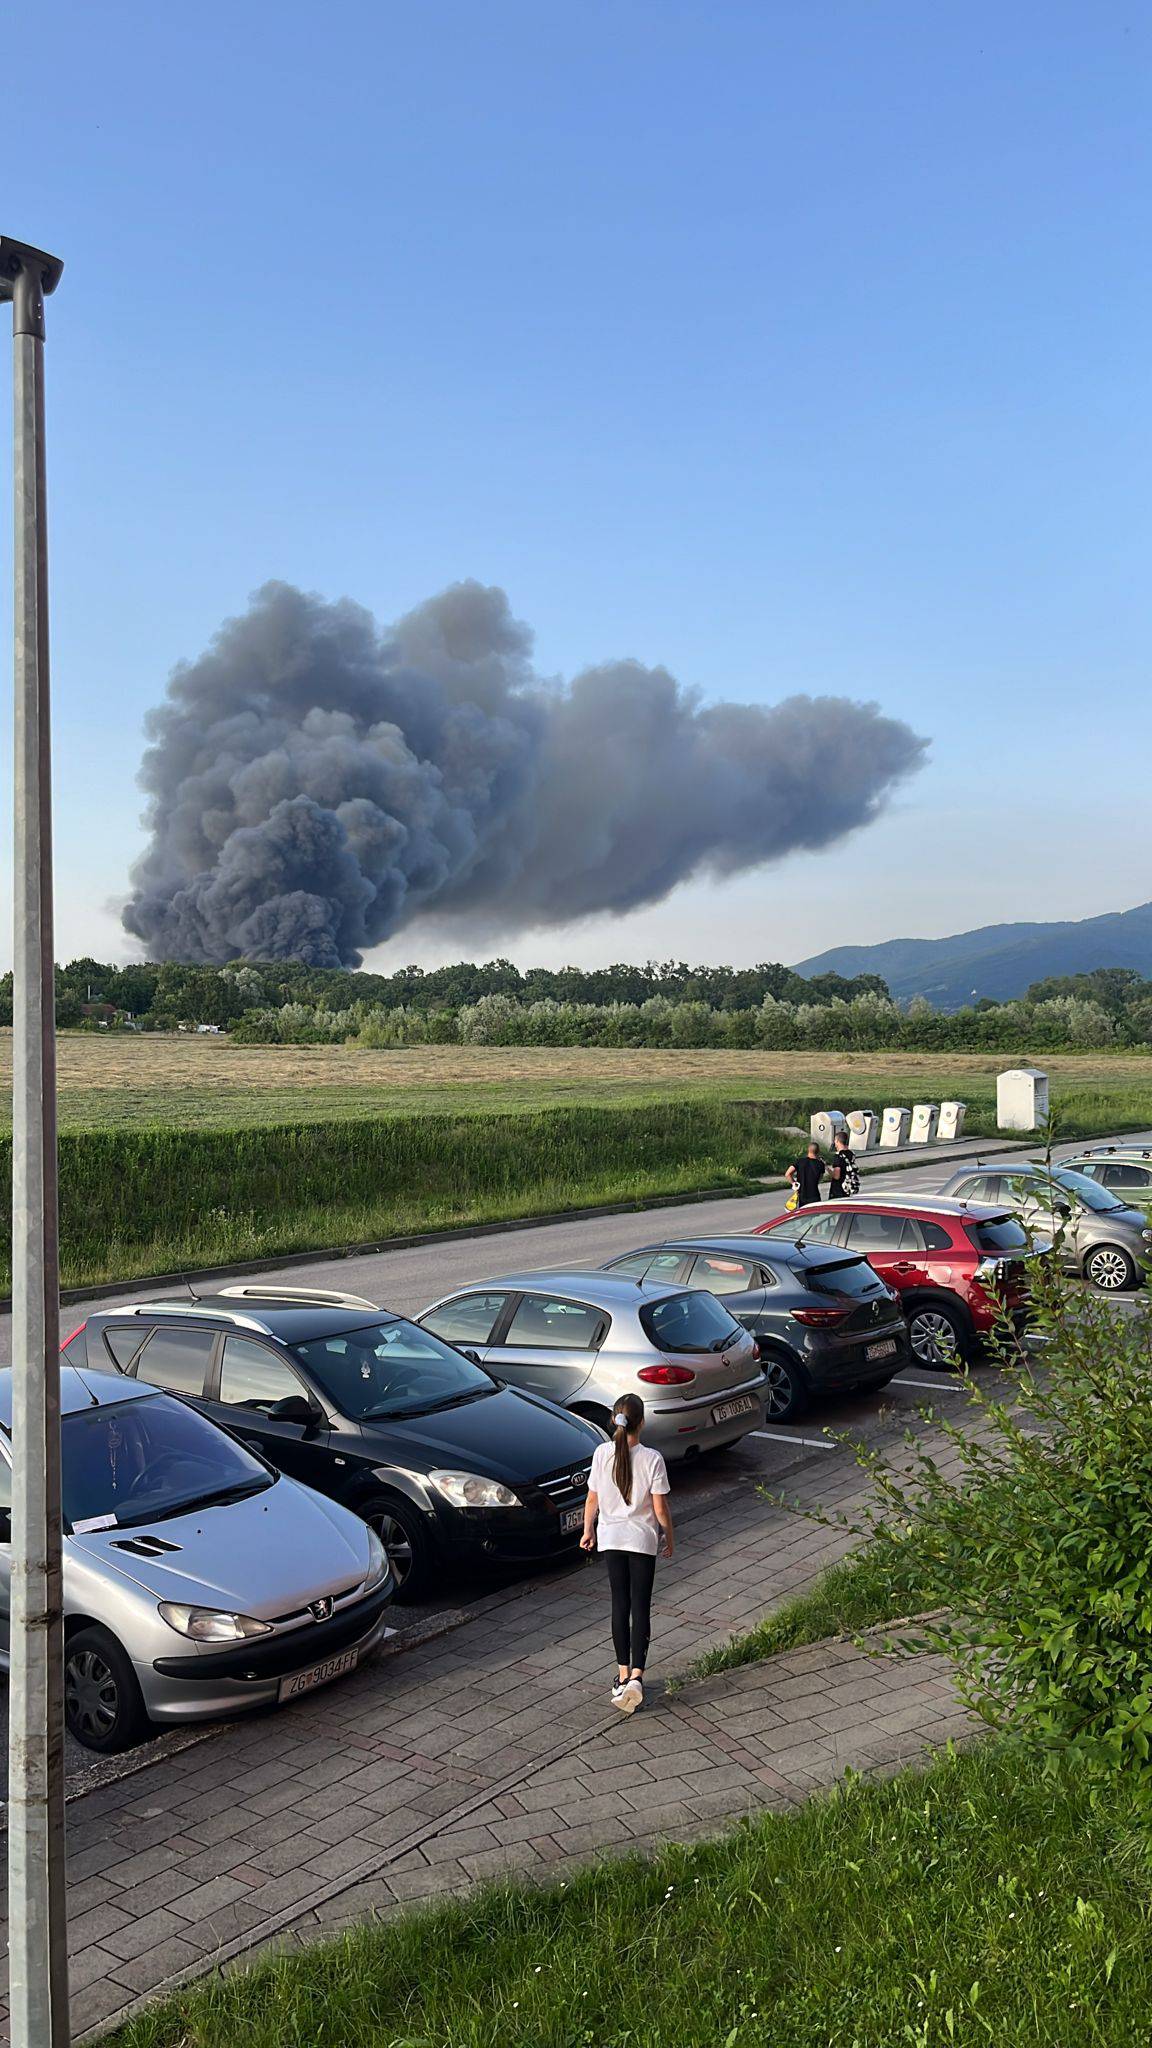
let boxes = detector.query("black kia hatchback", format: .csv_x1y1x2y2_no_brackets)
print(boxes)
600,1236,910,1421
64,1286,602,1601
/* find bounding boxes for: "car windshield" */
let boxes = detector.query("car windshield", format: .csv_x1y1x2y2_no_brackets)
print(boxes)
291,1318,497,1420
1044,1167,1125,1213
805,1258,885,1299
967,1216,1030,1253
639,1291,743,1354
62,1393,273,1531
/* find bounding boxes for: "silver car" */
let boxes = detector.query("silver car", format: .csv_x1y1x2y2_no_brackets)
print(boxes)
416,1270,766,1459
0,1366,393,1752
939,1163,1152,1292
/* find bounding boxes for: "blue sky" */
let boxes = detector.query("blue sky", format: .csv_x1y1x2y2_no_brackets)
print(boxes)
2,0,1149,971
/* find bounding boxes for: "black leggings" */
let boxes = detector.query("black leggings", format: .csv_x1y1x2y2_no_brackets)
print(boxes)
605,1551,656,1671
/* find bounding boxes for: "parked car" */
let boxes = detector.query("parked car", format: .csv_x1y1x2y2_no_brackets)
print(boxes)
1062,1147,1152,1209
938,1163,1152,1293
416,1270,765,1455
0,1364,394,1753
753,1199,1041,1366
597,1236,910,1421
64,1285,603,1603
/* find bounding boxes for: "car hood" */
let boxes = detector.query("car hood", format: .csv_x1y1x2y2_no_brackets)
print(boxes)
359,1385,601,1482
67,1477,371,1618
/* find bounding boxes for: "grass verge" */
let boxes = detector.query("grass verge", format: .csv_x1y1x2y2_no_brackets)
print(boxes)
686,1532,937,1681
0,1099,792,1293
108,1741,1152,2048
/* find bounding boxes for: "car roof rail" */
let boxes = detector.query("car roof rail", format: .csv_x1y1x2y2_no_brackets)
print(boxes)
217,1283,380,1311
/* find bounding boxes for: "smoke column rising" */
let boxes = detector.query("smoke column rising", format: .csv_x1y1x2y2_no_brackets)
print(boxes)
123,580,928,967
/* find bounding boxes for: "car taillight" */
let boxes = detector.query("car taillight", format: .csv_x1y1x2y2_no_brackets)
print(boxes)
60,1321,87,1352
638,1364,697,1385
790,1308,850,1328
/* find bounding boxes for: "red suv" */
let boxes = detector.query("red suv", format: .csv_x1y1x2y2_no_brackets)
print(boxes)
753,1197,1035,1366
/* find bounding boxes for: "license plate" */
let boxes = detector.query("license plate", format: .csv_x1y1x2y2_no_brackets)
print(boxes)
866,1338,898,1361
560,1505,585,1534
278,1647,358,1702
712,1395,757,1425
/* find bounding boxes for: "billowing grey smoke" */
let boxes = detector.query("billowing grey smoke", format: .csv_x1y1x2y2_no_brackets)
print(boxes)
123,580,928,967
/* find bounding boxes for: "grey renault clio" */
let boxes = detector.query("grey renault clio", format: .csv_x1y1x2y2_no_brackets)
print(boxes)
0,1365,393,1751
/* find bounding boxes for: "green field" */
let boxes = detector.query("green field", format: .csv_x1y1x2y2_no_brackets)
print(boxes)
2,1038,1150,1293
109,1742,1152,2048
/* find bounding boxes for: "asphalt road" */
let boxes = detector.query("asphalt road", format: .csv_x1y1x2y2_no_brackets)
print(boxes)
4,1126,1147,1799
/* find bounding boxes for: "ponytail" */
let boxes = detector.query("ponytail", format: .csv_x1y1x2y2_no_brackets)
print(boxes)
610,1392,645,1504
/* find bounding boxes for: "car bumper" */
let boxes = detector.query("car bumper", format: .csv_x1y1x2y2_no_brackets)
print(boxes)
804,1324,911,1392
642,1370,768,1458
437,1506,588,1569
139,1586,393,1723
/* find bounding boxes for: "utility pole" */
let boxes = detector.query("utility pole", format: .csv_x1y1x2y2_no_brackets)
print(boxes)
1,235,68,2048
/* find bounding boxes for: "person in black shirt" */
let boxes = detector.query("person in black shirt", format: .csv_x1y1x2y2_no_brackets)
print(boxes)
828,1130,858,1199
787,1142,825,1208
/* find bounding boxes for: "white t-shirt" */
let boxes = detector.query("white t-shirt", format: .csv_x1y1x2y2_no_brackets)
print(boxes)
589,1440,670,1557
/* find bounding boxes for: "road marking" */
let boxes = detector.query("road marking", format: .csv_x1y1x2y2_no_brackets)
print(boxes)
749,1430,838,1449
892,1376,969,1393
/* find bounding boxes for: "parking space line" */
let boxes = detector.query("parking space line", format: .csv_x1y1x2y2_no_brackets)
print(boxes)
892,1376,969,1393
749,1430,838,1449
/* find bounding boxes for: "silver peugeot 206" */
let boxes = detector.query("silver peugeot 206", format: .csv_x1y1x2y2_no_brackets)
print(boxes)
0,1365,393,1752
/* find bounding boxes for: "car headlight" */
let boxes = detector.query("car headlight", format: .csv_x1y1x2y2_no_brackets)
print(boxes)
158,1603,273,1642
363,1528,390,1592
429,1470,522,1509
1142,1230,1152,1243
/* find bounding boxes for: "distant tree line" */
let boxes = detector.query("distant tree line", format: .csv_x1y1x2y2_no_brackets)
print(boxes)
1,958,1149,1053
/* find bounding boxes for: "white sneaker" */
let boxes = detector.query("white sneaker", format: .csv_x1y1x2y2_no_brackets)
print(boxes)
611,1679,629,1707
618,1678,644,1715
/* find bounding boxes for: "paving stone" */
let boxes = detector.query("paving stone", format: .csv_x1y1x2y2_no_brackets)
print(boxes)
102,1905,196,1964
104,1935,207,1994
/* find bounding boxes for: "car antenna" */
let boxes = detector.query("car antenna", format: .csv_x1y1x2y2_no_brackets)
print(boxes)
180,1273,199,1303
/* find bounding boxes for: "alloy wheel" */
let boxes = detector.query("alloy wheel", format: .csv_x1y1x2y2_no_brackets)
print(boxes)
65,1647,120,1743
372,1512,414,1588
763,1357,798,1419
1088,1247,1132,1292
908,1309,963,1368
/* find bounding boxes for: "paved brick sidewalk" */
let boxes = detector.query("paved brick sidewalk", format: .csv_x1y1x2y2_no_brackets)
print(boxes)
0,1420,971,2041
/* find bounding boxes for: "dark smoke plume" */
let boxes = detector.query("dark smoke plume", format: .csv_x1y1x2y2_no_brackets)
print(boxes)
123,581,928,967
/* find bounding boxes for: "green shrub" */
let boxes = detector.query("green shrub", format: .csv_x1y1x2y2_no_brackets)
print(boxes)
832,1258,1152,1803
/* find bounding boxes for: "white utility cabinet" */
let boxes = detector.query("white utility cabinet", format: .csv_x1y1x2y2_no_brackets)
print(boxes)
996,1067,1049,1132
879,1106,911,1148
909,1103,939,1144
938,1100,967,1142
809,1110,846,1148
847,1109,877,1150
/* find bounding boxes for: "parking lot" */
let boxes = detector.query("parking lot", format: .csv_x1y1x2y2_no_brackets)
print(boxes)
3,1125,1141,1800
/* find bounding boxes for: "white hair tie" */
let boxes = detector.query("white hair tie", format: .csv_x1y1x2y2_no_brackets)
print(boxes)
613,1414,630,1430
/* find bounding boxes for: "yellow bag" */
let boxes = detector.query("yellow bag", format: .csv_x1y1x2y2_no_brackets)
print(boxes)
784,1188,799,1213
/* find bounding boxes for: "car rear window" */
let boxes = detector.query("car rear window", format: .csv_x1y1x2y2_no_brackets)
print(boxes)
101,1325,150,1370
640,1291,742,1354
805,1258,885,1300
966,1215,1030,1253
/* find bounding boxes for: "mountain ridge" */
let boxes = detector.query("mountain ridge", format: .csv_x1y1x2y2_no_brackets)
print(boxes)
793,901,1152,1009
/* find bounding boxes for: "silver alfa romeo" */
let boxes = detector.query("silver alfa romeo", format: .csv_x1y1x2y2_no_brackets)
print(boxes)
0,1365,394,1751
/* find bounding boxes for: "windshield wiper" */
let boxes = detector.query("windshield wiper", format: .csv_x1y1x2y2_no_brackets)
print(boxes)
113,1477,273,1528
363,1387,496,1421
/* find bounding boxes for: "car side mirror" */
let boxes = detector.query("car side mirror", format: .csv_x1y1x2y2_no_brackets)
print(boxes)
462,1349,483,1366
1054,1202,1072,1221
268,1394,321,1431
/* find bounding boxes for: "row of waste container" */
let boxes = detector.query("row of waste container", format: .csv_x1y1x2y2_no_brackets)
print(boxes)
810,1104,966,1149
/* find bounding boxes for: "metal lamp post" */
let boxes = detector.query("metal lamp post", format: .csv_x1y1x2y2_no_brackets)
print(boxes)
0,235,68,2048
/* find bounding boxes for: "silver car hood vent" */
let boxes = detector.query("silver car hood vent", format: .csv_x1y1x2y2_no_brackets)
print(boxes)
111,1535,184,1558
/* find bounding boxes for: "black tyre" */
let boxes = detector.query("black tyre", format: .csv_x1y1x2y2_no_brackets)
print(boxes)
758,1348,809,1423
905,1298,971,1369
571,1404,614,1439
367,1497,434,1603
64,1625,150,1754
1085,1243,1138,1293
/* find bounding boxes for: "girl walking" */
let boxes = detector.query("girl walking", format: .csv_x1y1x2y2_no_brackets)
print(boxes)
580,1392,673,1715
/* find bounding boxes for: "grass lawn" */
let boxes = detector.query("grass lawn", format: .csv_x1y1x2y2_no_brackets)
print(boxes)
2,1035,1150,1132
108,1741,1152,2048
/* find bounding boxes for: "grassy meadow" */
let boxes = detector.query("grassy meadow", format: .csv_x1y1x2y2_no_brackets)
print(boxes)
0,1035,1149,1292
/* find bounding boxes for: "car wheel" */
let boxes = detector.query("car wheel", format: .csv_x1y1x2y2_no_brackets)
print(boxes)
906,1300,971,1369
64,1625,150,1754
571,1404,614,1439
759,1349,809,1423
368,1499,433,1604
1085,1244,1138,1292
